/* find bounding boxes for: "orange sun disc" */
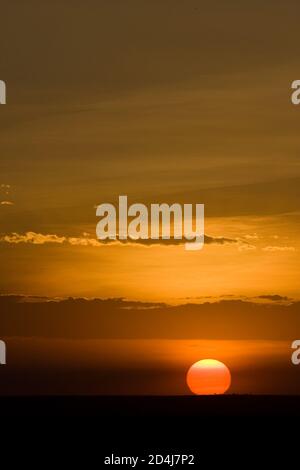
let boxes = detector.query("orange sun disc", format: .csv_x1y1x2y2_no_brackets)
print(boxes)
186,359,231,395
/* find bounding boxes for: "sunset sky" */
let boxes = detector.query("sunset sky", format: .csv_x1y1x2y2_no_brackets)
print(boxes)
1,1,300,396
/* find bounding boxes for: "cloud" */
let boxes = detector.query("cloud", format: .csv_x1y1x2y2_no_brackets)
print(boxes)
102,235,239,247
257,295,291,302
238,243,256,252
245,233,259,240
0,232,66,244
1,295,300,340
0,201,14,206
0,231,241,248
262,246,296,252
68,237,102,247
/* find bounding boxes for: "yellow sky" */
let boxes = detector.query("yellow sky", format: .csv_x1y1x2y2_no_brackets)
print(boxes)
0,213,299,301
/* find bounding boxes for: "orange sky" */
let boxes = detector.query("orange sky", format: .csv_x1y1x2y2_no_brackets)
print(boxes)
1,337,299,395
1,1,300,396
1,2,300,300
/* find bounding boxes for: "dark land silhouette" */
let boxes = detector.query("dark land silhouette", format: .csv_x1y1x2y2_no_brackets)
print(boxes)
1,395,300,417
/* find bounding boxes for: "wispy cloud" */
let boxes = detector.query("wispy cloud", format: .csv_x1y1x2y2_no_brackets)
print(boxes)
0,232,66,244
0,231,243,248
238,243,257,252
245,233,259,240
262,246,296,252
257,294,292,302
1,295,300,340
0,201,14,206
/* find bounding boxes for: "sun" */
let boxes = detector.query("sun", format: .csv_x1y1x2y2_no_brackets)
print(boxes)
186,359,231,395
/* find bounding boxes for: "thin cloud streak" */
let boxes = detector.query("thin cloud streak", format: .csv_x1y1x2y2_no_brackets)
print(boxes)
262,246,296,252
0,231,243,248
0,201,14,206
